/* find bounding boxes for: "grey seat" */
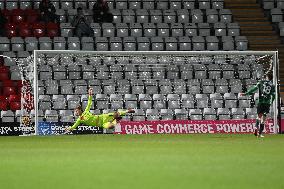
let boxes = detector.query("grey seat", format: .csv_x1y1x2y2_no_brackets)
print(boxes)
67,37,80,50
191,9,203,23
167,94,180,109
212,0,224,9
206,36,219,51
130,23,142,37
110,37,123,51
173,80,187,94
3,52,16,66
95,37,109,51
192,36,205,51
39,95,52,110
66,95,80,110
52,95,66,110
145,80,159,94
110,94,124,110
131,80,145,94
159,80,172,94
102,80,116,94
111,9,122,23
6,0,18,9
53,37,66,50
214,22,226,36
210,93,223,108
74,80,87,95
238,93,251,108
124,94,138,109
177,9,190,23
61,0,74,9
153,94,166,109
123,37,137,51
204,108,217,120
185,23,198,36
198,23,210,36
222,36,235,50
178,37,192,51
238,64,251,79
165,37,178,51
122,9,135,23
171,23,183,37
95,94,109,110
235,36,248,51
150,10,162,23
228,23,240,36
146,109,160,121
136,9,149,23
246,108,257,119
217,108,231,120
60,23,74,37
229,79,243,93
137,37,150,51
199,0,210,9
175,109,188,120
221,64,235,79
39,37,52,50
116,0,127,9
129,0,141,10
194,64,207,79
160,109,174,120
132,109,146,121
181,94,195,109
224,93,237,108
139,94,152,109
189,109,203,120
60,80,73,94
271,8,283,22
144,23,156,37
207,64,221,79
25,37,38,51
157,23,169,37
183,0,195,9
196,94,209,108
1,110,15,122
202,79,215,94
116,23,129,37
163,10,176,23
59,110,74,123
215,79,229,94
206,9,219,23
232,108,245,119
187,79,201,94
219,9,232,23
45,110,59,122
68,64,81,80
81,37,94,51
152,67,166,80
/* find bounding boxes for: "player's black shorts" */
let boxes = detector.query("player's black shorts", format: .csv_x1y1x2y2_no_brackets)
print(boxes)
257,104,270,115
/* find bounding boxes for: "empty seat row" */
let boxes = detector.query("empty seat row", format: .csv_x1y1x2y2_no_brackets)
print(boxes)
0,36,247,52
262,0,284,9
1,107,261,123
37,92,258,111
61,22,239,37
0,0,224,10
57,9,231,24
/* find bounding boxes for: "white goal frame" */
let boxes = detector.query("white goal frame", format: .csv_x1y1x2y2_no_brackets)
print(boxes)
33,50,280,135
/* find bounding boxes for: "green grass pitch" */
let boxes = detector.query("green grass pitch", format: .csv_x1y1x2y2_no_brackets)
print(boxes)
0,134,283,189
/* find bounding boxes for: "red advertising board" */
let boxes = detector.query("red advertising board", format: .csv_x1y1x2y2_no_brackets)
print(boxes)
115,119,277,135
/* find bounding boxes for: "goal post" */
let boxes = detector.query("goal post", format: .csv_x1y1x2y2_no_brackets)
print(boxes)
32,50,280,135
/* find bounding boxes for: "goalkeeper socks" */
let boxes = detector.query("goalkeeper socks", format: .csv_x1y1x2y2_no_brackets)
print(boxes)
255,119,260,130
259,124,265,135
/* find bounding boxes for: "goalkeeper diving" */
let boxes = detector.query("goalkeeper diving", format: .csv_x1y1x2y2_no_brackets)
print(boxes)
66,88,135,132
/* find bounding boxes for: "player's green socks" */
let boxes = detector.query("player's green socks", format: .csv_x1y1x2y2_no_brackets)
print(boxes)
255,119,260,130
259,124,264,135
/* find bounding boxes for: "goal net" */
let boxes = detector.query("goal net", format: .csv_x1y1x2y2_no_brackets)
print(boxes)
30,51,280,135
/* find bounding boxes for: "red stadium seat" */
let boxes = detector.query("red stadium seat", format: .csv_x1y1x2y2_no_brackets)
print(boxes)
33,23,46,38
0,66,10,81
3,86,17,96
2,80,14,87
19,22,32,37
5,23,18,38
2,10,12,22
9,95,21,111
0,56,4,66
0,96,8,111
46,22,59,38
11,9,26,24
25,9,40,23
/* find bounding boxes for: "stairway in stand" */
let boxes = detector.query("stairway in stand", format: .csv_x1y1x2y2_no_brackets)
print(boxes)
225,0,284,97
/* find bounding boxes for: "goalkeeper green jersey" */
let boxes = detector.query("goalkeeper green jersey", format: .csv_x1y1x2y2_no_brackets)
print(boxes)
70,95,127,130
245,80,275,105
